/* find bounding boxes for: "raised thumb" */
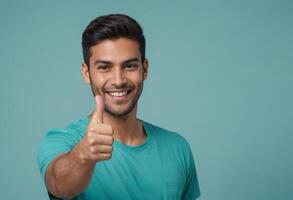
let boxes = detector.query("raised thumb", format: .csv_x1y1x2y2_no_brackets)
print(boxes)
92,95,104,124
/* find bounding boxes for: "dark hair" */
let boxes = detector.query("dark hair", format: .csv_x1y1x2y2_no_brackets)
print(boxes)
82,14,146,67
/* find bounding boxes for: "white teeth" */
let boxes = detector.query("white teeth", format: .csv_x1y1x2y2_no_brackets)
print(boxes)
108,91,128,97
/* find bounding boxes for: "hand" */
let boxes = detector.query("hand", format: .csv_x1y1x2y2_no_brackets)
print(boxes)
77,95,114,164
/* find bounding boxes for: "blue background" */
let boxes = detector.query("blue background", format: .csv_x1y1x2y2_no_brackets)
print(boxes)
0,0,292,199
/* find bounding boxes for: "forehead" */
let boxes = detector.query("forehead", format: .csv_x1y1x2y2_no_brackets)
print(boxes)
89,38,141,64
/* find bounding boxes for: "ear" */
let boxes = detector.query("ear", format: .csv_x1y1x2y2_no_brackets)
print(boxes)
142,58,149,80
82,63,91,85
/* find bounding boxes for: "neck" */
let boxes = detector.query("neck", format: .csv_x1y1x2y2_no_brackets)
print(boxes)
89,105,146,146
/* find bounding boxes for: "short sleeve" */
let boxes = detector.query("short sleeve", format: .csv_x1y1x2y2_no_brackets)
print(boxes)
183,144,201,200
36,128,81,183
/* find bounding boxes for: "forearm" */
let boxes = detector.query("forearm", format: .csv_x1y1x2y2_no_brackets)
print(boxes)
45,101,114,199
45,145,96,199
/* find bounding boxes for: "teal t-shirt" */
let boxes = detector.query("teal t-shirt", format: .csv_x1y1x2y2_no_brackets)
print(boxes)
37,117,200,200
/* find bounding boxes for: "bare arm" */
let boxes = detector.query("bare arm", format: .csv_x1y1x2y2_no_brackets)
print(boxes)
45,96,113,199
45,145,95,199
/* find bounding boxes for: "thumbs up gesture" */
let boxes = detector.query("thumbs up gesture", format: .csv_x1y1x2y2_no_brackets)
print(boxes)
78,95,114,163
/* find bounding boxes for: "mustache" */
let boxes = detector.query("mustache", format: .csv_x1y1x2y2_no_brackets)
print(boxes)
104,83,133,91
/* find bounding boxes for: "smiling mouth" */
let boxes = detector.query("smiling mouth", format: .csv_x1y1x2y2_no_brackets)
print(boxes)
105,89,132,97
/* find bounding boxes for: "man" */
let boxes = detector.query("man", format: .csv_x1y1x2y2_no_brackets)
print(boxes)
37,14,200,200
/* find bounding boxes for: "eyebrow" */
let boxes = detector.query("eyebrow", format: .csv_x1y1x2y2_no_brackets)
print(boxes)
93,57,140,66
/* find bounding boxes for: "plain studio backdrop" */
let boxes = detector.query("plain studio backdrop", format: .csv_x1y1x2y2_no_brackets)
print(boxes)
0,0,292,199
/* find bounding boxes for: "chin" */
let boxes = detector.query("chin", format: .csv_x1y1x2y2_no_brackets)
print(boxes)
105,103,135,117
105,108,133,117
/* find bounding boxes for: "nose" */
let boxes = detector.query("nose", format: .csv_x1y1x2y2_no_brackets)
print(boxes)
112,67,126,87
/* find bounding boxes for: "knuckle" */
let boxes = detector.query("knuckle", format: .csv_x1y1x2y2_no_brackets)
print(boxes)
88,127,95,133
88,138,95,145
86,131,92,138
89,146,96,153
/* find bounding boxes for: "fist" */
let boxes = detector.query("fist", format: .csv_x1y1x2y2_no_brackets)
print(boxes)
78,95,114,163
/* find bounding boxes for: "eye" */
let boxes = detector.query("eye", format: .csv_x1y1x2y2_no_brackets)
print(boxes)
124,63,138,70
98,65,110,71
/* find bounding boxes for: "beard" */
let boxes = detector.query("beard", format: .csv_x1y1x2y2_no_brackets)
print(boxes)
89,79,144,117
105,87,141,116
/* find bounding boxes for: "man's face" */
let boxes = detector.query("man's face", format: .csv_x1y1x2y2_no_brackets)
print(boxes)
82,38,148,116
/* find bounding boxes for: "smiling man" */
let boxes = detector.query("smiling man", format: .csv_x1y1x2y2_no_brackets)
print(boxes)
37,14,200,200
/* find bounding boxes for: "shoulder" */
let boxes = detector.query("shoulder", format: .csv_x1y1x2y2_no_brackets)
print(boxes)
44,117,88,141
38,117,89,154
37,117,89,180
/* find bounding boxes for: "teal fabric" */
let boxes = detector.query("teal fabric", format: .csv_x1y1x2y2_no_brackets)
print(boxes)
37,117,200,200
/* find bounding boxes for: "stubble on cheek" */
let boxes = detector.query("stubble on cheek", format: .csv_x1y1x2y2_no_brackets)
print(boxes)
88,73,104,97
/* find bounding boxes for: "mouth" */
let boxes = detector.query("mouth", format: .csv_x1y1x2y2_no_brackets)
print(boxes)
104,88,133,99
